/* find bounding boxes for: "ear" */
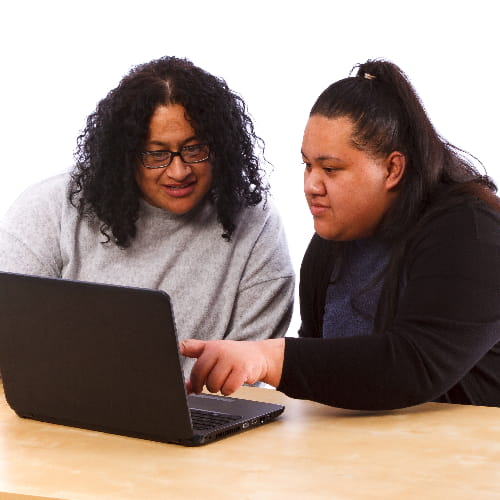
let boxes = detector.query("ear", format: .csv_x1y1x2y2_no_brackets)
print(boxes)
384,151,406,190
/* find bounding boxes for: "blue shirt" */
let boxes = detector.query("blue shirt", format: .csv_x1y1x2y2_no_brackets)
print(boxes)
322,238,390,338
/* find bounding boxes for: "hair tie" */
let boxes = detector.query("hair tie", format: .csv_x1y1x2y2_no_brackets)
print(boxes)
364,72,376,80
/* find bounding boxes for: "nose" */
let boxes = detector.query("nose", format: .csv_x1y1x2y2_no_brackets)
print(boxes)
162,155,193,182
304,167,326,196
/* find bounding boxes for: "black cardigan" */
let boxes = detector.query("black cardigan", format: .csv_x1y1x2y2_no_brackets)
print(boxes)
278,200,500,410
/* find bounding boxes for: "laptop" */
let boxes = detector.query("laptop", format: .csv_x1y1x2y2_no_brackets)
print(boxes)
0,271,284,446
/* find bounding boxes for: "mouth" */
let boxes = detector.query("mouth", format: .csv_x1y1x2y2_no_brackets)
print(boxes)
162,181,197,198
308,202,329,216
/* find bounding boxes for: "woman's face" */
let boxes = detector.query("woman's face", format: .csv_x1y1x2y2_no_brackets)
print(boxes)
302,115,401,241
135,104,213,214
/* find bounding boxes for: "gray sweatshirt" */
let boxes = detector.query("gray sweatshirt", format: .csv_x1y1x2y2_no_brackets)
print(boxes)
0,174,295,376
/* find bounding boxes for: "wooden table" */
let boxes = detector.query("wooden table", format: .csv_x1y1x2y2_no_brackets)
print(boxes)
0,382,499,499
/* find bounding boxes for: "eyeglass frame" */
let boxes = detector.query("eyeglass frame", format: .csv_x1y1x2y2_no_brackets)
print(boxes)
141,143,211,169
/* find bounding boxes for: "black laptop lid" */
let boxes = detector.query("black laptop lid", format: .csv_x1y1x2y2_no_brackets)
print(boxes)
0,272,194,442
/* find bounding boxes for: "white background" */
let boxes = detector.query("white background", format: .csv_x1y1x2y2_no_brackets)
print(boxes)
1,0,498,333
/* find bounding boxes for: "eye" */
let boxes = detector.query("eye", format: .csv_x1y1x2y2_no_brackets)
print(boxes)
183,144,202,153
181,143,210,162
150,151,168,159
145,150,171,162
142,150,171,168
302,161,312,171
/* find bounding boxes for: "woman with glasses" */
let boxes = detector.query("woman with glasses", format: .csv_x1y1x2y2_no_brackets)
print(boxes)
181,59,500,409
0,56,294,377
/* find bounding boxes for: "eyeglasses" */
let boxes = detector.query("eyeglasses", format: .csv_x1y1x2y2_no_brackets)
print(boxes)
141,143,210,169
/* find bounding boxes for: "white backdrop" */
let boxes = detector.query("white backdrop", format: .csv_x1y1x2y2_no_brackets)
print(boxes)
1,0,498,334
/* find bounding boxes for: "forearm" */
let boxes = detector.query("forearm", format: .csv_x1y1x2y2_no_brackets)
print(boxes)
277,335,437,410
279,306,500,410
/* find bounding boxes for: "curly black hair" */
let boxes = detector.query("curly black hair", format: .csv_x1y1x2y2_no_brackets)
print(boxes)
70,56,268,247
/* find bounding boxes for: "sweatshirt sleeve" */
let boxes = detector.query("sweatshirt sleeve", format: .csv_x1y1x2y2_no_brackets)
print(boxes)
278,203,500,410
0,176,66,277
222,202,295,342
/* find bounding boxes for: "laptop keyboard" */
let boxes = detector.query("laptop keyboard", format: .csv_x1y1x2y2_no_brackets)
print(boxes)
190,409,242,431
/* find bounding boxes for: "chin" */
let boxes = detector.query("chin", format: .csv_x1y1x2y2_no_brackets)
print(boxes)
149,196,196,214
315,231,337,241
165,204,196,215
313,222,335,240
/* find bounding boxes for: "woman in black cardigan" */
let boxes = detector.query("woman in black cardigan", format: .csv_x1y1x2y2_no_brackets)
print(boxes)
181,59,500,410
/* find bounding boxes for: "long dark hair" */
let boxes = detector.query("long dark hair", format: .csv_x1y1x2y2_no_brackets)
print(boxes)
70,56,268,247
310,59,499,332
